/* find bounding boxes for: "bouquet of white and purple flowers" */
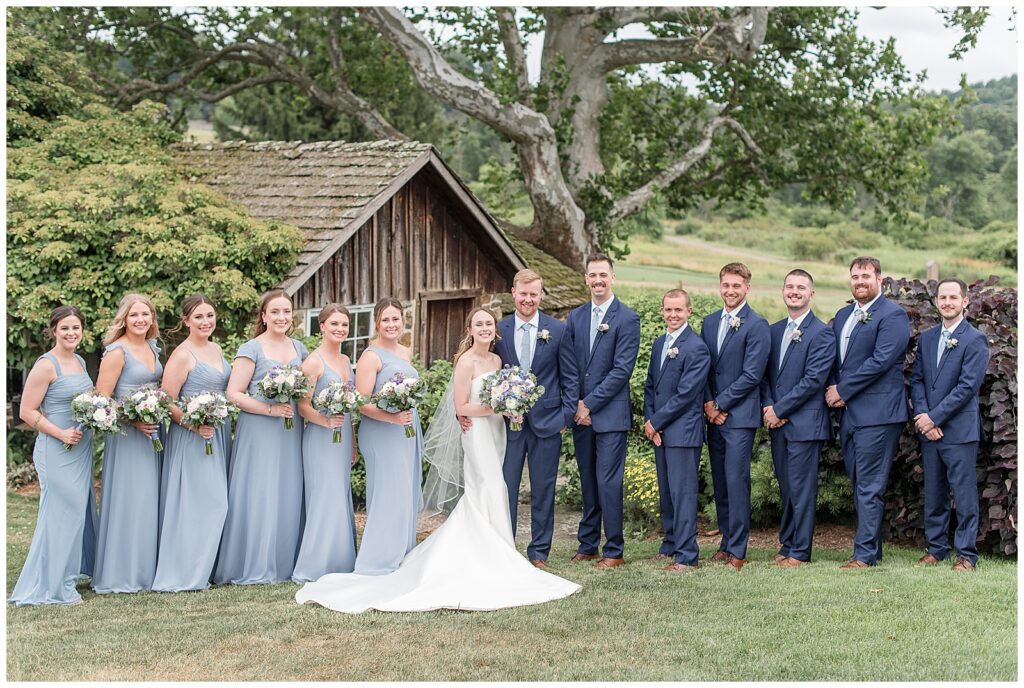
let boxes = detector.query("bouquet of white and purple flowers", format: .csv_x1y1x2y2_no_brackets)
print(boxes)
313,380,368,443
256,364,312,430
372,373,425,438
179,391,237,455
480,365,545,432
67,390,122,450
120,383,172,452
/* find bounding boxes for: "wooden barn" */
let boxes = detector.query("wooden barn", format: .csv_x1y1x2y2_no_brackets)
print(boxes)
173,140,588,364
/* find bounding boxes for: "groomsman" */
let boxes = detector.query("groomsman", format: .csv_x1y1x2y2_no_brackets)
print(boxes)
909,278,989,571
563,253,640,568
494,268,576,570
701,263,770,570
643,289,711,571
826,256,910,569
760,270,836,567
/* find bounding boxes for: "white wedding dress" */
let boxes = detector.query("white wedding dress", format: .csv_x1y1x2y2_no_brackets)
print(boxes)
295,374,581,613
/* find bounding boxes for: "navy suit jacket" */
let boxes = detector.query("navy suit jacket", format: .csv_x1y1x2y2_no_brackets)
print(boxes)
759,311,836,442
643,326,711,448
563,296,641,433
909,319,989,445
701,303,771,429
830,296,911,427
494,312,575,437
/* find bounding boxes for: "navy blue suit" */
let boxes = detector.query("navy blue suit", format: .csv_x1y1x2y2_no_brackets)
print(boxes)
643,325,711,565
494,312,576,561
909,318,989,565
563,296,641,559
830,295,910,565
701,303,770,560
760,311,836,561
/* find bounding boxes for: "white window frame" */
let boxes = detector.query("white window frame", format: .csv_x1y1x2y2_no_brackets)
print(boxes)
306,304,375,366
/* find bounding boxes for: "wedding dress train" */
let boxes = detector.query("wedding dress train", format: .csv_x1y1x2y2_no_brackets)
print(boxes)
295,375,581,613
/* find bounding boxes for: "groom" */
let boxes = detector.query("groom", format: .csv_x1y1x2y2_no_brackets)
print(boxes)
494,269,576,569
564,253,640,568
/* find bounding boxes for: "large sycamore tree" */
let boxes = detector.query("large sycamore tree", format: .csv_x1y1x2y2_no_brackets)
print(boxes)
19,6,981,266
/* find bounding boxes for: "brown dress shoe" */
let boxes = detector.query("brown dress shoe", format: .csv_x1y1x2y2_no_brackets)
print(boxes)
915,553,941,567
660,562,698,572
951,556,976,571
594,557,626,569
649,553,670,562
778,557,803,568
839,559,871,569
530,559,549,570
773,553,787,563
710,551,731,563
570,553,600,563
726,556,746,571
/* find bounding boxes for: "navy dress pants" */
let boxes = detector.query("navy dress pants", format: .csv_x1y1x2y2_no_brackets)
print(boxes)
659,446,702,566
840,418,901,565
922,441,980,565
573,426,627,559
770,432,823,561
503,426,562,561
707,425,756,560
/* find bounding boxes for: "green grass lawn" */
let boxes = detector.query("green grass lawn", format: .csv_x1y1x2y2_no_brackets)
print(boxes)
6,492,1016,680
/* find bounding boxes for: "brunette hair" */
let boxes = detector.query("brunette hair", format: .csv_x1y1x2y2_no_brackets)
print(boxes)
370,298,405,343
318,303,352,326
936,278,969,298
585,252,614,271
850,256,882,276
46,305,85,341
103,293,159,345
719,262,752,283
786,269,815,287
453,306,501,364
167,293,216,336
253,289,292,337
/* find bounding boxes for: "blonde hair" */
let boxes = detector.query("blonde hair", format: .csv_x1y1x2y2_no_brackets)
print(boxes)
103,293,159,345
453,306,501,364
512,268,544,290
253,289,292,337
370,298,404,344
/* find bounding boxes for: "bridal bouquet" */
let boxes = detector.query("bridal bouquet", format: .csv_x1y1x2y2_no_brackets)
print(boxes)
67,390,122,450
372,373,425,438
313,380,368,443
256,364,312,429
179,391,236,455
120,383,172,452
481,365,545,432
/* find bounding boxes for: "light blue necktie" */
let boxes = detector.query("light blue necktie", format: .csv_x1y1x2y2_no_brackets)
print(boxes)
661,333,675,365
520,323,533,370
840,306,862,362
589,306,601,352
779,320,797,370
938,329,951,366
717,312,730,353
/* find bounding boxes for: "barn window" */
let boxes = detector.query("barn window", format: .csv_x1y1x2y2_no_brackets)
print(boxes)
306,304,375,365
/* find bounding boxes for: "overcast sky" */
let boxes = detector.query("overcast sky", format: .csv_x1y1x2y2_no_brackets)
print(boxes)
523,5,1018,92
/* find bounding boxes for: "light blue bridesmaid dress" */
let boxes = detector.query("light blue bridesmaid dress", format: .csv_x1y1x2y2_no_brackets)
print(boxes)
92,339,163,594
353,347,423,575
9,353,99,606
292,353,357,582
152,351,231,592
214,337,308,585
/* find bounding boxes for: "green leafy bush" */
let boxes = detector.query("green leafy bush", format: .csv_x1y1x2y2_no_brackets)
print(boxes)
955,227,1017,269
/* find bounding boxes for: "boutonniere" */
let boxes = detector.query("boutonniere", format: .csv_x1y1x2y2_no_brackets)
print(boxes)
667,347,679,359
855,309,872,324
946,337,958,350
596,323,610,333
537,329,551,343
790,328,803,343
728,316,742,331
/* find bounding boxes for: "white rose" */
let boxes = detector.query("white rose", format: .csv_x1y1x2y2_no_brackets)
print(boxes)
506,399,518,410
93,409,107,422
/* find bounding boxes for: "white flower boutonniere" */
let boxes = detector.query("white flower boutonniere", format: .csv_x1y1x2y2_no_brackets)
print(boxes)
596,323,610,333
855,309,872,324
791,328,803,343
729,316,742,331
667,347,679,359
537,329,551,343
946,337,959,350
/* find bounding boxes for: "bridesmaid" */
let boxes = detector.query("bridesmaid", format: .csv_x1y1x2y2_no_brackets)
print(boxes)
292,304,358,582
9,306,99,606
92,293,163,594
353,298,423,575
152,294,231,592
215,289,308,585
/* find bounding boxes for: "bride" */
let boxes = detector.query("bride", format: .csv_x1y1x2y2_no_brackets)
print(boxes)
295,306,581,613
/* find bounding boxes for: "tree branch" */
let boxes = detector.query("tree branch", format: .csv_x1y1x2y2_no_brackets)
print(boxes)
605,116,762,225
495,7,532,106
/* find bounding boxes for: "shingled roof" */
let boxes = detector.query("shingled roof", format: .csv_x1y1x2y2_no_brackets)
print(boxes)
172,139,587,310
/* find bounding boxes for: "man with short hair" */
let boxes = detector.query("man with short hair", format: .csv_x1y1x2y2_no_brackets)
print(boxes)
493,268,576,569
826,256,910,568
643,289,710,571
760,269,836,566
909,278,989,571
563,253,640,568
701,262,770,570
